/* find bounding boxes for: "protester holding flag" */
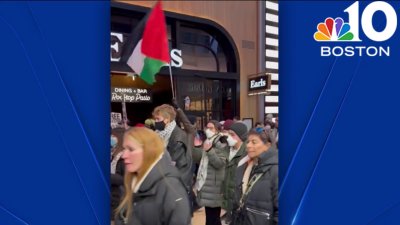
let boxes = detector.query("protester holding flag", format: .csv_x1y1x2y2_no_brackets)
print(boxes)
153,104,192,193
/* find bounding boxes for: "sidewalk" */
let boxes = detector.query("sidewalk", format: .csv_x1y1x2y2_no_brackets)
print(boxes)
111,208,228,225
192,208,229,225
192,208,205,225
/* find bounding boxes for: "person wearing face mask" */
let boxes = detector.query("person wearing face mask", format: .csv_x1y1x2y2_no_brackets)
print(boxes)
152,104,192,194
111,135,118,156
193,120,228,225
220,122,248,224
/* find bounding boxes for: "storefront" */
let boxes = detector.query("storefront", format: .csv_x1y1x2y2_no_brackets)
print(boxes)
111,3,240,127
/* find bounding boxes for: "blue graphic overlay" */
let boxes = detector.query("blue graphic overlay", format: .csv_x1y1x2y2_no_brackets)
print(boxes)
0,2,109,225
280,1,400,224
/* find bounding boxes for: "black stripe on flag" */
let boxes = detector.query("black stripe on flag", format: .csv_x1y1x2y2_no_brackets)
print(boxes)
120,8,151,64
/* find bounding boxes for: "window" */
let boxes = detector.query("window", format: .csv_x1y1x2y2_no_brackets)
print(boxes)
179,26,228,72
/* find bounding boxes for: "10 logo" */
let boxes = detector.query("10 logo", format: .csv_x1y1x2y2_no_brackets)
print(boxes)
315,1,398,42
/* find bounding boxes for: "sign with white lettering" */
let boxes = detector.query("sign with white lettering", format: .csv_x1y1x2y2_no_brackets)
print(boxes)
248,75,269,91
110,32,183,67
111,87,152,103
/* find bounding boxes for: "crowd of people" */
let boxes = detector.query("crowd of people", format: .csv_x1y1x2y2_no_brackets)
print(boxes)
110,100,279,225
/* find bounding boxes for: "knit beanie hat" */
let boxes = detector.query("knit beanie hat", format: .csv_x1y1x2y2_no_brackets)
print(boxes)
223,119,234,130
230,122,248,141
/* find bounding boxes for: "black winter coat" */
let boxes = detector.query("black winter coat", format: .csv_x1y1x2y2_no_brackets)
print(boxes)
111,158,125,218
231,148,278,225
115,155,191,225
167,126,193,191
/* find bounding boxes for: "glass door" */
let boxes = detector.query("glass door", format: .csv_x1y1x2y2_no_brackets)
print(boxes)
176,76,236,129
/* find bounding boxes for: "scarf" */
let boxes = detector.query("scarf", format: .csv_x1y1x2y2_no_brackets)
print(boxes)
195,133,220,191
242,160,254,194
111,151,123,174
229,143,243,161
156,120,176,147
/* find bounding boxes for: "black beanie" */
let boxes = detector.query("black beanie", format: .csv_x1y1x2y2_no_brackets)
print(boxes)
230,122,248,141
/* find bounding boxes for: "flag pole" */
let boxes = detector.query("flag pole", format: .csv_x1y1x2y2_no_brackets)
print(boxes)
121,101,128,130
168,63,176,99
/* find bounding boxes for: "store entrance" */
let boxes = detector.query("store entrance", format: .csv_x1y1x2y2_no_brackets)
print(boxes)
111,74,173,126
110,73,236,128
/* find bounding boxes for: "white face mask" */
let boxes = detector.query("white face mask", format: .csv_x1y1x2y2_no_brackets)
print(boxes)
205,129,215,139
226,135,238,147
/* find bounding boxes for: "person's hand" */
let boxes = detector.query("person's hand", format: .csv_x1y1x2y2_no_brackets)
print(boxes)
172,98,179,109
194,136,203,146
202,139,212,151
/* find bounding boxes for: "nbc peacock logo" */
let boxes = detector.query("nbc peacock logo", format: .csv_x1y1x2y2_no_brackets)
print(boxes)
314,17,354,41
314,1,395,57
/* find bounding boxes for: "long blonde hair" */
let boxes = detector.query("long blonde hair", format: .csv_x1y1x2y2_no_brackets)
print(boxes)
115,127,164,221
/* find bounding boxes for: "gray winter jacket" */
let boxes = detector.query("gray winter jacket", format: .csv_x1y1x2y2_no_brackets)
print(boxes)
194,135,228,208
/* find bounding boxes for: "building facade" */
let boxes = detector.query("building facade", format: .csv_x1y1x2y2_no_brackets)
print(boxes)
265,1,279,119
111,1,273,127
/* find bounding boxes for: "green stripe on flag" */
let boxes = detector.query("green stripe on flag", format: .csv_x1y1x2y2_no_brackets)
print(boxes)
140,57,166,85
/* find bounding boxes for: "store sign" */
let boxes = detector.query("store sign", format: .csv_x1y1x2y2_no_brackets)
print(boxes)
248,75,269,91
110,32,183,67
247,74,271,96
111,87,152,103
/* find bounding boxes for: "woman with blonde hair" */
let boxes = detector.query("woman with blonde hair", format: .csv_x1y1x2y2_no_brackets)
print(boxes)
114,127,191,225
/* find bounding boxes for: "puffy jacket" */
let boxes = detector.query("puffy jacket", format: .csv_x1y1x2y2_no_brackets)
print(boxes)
167,126,192,191
231,148,278,225
194,135,228,208
222,143,247,212
115,155,191,225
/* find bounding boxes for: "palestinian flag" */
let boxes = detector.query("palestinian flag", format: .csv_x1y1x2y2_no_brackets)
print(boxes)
121,1,170,85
